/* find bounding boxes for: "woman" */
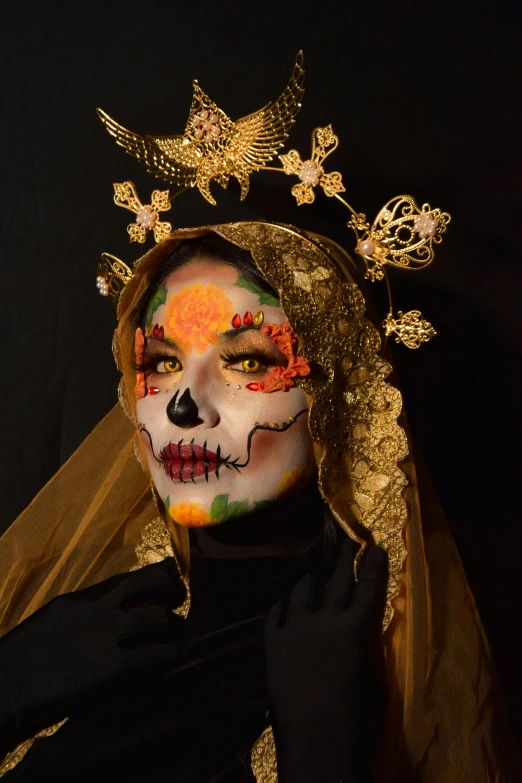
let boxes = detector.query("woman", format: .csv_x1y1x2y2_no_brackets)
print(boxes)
0,223,518,781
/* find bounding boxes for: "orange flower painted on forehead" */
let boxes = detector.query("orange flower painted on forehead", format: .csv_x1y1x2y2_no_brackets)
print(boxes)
162,283,234,354
246,321,311,393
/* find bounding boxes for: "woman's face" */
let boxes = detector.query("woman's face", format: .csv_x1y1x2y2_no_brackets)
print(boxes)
135,258,316,528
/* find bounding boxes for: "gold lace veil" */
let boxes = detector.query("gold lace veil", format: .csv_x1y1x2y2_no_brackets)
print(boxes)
0,222,518,780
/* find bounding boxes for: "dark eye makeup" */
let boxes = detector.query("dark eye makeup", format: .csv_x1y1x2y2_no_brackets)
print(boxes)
134,344,183,374
133,338,287,376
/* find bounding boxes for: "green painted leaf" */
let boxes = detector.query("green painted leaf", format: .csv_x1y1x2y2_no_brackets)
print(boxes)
258,291,281,306
210,494,229,522
146,283,168,328
164,495,171,514
225,500,249,520
254,500,272,512
234,275,280,308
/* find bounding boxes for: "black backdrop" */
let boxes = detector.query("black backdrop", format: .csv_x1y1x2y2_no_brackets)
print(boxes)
1,0,521,747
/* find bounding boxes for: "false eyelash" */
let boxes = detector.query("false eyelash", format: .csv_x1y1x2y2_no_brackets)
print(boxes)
219,350,280,366
133,346,182,373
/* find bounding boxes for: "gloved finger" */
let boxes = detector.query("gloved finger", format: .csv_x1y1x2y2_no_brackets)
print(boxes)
119,579,186,611
348,546,388,640
265,599,284,636
124,642,179,670
322,537,356,609
115,560,185,608
117,605,172,639
287,573,313,624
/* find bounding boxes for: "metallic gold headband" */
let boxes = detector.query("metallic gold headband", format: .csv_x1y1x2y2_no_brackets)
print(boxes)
96,51,450,349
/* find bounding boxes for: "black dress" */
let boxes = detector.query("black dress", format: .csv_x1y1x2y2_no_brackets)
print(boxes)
5,518,325,782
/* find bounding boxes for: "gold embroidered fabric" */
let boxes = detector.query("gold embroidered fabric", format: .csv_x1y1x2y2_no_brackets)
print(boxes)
216,223,407,628
0,719,68,777
132,516,191,619
251,726,277,782
0,221,518,780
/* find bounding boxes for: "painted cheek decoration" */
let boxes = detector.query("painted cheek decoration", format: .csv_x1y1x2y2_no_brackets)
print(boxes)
245,321,310,392
138,408,308,481
134,328,147,400
167,493,255,528
148,387,160,396
168,500,210,527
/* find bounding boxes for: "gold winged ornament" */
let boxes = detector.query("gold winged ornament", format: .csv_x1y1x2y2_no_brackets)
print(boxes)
97,52,450,349
97,52,305,206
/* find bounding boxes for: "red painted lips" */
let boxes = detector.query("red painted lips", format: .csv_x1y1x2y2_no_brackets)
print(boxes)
159,441,223,482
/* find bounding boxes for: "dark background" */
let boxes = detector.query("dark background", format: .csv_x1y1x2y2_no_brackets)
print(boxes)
1,0,521,746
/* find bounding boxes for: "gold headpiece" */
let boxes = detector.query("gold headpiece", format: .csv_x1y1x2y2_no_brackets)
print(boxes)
96,51,450,349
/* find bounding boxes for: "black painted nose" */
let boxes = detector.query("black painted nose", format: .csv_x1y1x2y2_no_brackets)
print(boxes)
166,388,203,428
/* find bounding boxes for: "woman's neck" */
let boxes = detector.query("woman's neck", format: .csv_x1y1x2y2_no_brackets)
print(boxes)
191,481,325,559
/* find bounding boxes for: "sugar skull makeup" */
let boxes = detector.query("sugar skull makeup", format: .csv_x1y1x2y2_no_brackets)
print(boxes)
135,257,316,528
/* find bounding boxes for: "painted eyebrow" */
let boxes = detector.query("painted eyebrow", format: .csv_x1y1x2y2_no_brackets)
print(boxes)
221,325,262,338
147,336,184,352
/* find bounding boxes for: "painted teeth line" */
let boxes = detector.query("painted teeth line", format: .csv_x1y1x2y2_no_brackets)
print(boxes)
216,444,221,480
189,439,196,483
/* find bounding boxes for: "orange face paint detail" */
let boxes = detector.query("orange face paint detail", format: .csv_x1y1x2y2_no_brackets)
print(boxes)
276,466,308,499
169,500,211,528
256,321,310,393
134,328,147,400
163,283,234,354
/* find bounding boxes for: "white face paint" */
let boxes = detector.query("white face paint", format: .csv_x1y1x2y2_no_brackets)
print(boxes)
135,258,316,529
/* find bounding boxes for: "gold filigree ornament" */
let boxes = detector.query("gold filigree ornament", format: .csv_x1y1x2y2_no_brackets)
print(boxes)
384,310,436,349
113,181,173,244
96,181,172,305
275,138,450,348
279,124,346,205
96,252,133,307
96,51,450,348
97,52,305,206
352,196,451,282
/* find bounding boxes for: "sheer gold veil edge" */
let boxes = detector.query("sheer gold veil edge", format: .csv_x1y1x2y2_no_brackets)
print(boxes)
0,403,156,632
0,223,519,780
381,441,521,780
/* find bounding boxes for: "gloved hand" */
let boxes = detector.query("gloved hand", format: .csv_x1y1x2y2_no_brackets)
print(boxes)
264,539,388,783
0,558,185,745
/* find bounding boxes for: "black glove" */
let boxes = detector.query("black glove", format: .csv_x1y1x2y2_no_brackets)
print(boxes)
264,539,388,783
0,558,185,747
